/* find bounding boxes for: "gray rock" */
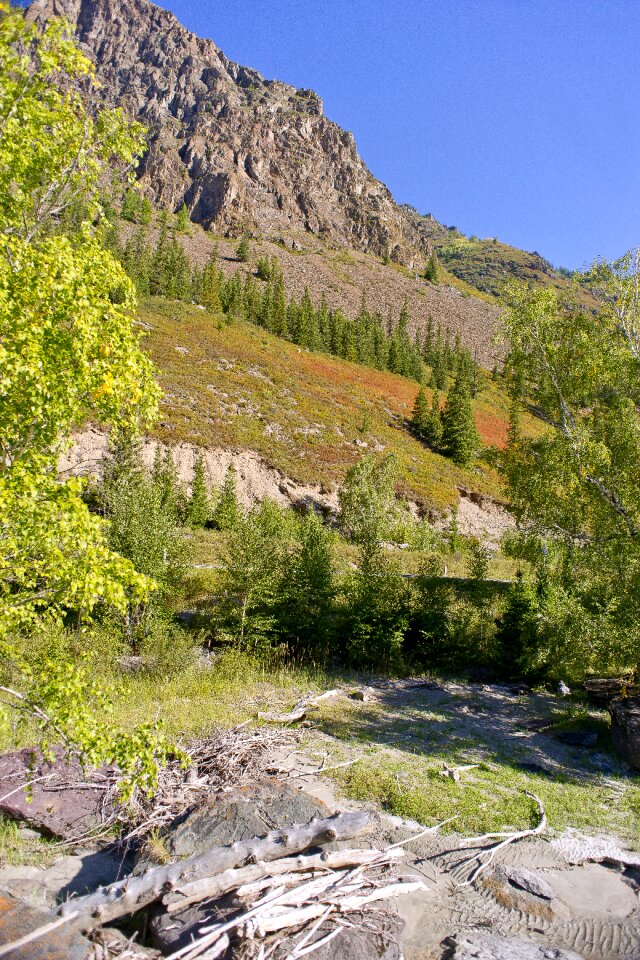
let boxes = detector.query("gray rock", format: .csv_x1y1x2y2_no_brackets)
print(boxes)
146,778,332,953
609,696,640,770
553,728,598,748
0,890,91,959
505,867,555,901
445,931,583,960
263,916,403,959
0,850,125,909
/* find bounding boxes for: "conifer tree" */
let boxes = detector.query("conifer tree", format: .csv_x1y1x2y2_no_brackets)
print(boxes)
214,464,240,530
425,250,440,282
423,391,444,450
187,451,210,527
236,236,250,263
175,202,190,234
411,387,430,440
121,187,141,222
138,196,153,225
441,372,480,466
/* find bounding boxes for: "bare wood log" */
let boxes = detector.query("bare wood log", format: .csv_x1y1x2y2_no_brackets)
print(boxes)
58,811,372,931
165,847,406,913
257,708,306,724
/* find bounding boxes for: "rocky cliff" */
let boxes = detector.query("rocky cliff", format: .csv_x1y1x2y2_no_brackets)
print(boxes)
28,0,429,264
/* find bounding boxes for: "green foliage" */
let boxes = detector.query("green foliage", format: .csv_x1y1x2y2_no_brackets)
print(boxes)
338,454,402,547
442,371,480,466
175,202,190,234
213,465,241,531
236,236,251,263
187,451,211,528
121,188,152,225
467,537,490,580
0,6,145,241
424,249,440,283
501,260,640,678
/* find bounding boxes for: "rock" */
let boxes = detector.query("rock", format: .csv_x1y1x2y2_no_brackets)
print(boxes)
444,931,583,960
144,779,332,952
584,677,639,706
0,850,125,909
262,915,403,959
504,867,555,901
553,727,599,748
0,890,91,959
0,747,114,840
609,696,640,770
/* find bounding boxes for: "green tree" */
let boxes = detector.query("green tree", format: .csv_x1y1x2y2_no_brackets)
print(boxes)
411,387,430,439
441,372,480,466
175,202,190,234
213,464,241,530
425,250,440,283
467,537,490,580
338,454,401,547
187,451,211,528
0,4,173,791
500,261,640,677
236,236,250,263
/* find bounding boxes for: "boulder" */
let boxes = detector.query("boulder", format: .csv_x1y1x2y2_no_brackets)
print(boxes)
145,778,334,953
584,677,639,707
609,697,640,770
503,867,555,901
259,916,403,959
0,890,91,959
0,747,114,840
444,931,583,960
0,850,124,909
553,727,598,748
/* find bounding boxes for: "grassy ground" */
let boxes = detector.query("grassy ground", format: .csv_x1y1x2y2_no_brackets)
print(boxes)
139,297,544,512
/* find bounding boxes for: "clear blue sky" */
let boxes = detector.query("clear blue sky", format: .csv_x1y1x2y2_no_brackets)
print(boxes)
147,3,640,268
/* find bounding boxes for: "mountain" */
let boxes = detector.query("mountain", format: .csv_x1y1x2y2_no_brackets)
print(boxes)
27,0,430,266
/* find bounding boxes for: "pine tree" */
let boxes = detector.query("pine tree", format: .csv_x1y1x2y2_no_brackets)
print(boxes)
214,465,240,530
423,391,443,450
441,372,480,466
410,387,430,439
175,203,190,234
425,250,440,283
138,196,153,225
236,237,250,263
121,187,140,222
187,451,210,527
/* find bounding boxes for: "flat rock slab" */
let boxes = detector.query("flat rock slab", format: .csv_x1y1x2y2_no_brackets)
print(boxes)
0,890,90,959
445,931,584,960
609,697,640,770
263,914,403,960
0,850,124,910
0,747,113,840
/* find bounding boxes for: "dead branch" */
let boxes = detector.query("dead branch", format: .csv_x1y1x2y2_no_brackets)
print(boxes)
455,791,547,886
58,811,372,931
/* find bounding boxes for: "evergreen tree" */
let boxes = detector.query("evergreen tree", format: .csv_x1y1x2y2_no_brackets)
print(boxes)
121,187,140,222
175,203,190,234
441,372,480,466
236,237,250,263
187,451,210,527
423,391,444,450
213,464,240,530
138,196,153,225
410,387,430,439
202,254,222,314
425,250,440,282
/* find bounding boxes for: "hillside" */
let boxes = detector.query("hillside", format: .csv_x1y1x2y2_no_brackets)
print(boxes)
72,296,542,515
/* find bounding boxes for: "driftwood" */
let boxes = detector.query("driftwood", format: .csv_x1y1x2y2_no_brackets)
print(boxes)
165,847,406,912
258,689,341,725
58,811,372,931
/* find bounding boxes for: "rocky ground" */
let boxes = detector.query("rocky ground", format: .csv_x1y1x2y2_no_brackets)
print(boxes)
0,681,637,959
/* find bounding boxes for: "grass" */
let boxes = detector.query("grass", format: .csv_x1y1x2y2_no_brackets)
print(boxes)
139,296,543,512
0,817,63,868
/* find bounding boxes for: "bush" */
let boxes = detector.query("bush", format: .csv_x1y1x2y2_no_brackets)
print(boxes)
139,618,199,678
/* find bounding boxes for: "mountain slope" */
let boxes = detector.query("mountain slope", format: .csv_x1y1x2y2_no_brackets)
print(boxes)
28,0,429,265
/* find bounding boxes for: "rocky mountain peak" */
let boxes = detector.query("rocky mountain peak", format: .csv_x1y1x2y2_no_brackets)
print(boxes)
28,0,429,264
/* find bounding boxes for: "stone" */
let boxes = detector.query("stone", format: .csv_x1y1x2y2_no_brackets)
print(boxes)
0,890,91,959
584,677,639,706
444,931,583,960
0,748,114,840
553,728,599,748
144,779,332,952
609,697,640,770
260,915,403,960
504,867,555,901
0,850,125,910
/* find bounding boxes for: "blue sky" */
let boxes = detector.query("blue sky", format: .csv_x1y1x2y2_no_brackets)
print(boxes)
137,3,640,267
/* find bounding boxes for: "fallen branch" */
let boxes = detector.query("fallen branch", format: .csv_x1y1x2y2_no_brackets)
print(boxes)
455,791,547,886
258,708,306,724
58,811,372,931
165,847,405,913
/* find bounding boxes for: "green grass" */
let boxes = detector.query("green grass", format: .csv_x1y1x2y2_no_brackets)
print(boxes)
0,817,63,868
140,297,543,512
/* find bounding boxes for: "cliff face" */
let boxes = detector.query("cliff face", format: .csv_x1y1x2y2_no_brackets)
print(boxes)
28,0,429,264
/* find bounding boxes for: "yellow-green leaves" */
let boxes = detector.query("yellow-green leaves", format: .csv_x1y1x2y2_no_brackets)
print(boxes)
0,4,145,240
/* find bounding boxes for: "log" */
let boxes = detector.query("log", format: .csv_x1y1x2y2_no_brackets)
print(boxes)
165,847,405,913
58,810,372,931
